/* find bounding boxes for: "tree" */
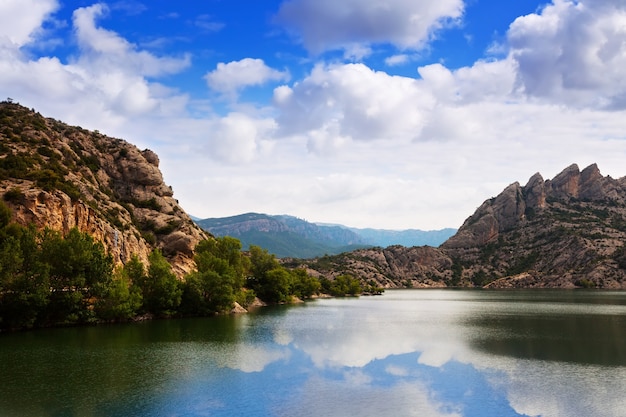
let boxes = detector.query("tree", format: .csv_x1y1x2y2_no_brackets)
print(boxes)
246,245,288,303
290,268,320,299
181,237,249,315
94,266,142,321
0,221,49,330
39,227,113,325
137,249,182,317
324,274,362,297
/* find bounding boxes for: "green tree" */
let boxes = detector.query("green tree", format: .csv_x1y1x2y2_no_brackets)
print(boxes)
246,245,293,303
94,266,142,321
40,227,113,325
325,274,362,297
181,237,250,315
0,221,49,330
137,249,182,317
290,268,320,299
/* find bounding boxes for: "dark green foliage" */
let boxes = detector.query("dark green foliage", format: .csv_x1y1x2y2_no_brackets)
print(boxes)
290,268,321,299
3,187,24,203
449,260,463,286
320,274,362,297
134,249,182,317
0,152,35,179
0,201,116,329
246,245,292,303
506,251,539,276
181,237,249,315
94,266,142,321
133,197,162,211
574,278,595,288
39,228,113,325
471,269,490,287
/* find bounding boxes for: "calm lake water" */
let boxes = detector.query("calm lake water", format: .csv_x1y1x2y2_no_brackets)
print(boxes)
1,289,626,417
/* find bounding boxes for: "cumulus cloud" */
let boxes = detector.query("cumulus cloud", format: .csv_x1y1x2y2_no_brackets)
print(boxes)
275,0,464,54
0,2,191,129
508,0,626,109
0,0,58,47
273,63,434,148
205,58,289,98
203,113,276,164
73,4,191,77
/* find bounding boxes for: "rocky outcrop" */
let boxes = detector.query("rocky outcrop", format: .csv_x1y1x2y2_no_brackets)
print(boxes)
301,163,626,289
0,101,208,277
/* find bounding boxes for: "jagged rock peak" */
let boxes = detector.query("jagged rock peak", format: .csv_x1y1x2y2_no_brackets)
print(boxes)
442,163,619,250
524,172,545,209
546,163,581,199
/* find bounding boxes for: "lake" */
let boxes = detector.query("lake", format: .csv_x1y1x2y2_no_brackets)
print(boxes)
1,289,625,417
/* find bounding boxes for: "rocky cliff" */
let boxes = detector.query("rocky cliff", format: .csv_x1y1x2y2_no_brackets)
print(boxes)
298,164,626,289
0,101,208,276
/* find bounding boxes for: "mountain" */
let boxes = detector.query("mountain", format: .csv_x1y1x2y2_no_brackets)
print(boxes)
0,101,207,276
293,164,626,289
345,227,456,247
195,213,456,258
196,213,369,258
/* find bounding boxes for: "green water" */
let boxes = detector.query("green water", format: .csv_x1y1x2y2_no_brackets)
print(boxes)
1,289,625,417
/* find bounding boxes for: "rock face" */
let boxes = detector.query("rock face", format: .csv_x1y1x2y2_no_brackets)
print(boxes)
0,101,208,277
300,163,626,289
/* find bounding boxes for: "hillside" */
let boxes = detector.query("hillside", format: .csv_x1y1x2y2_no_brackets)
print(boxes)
0,101,207,276
196,213,369,258
196,213,455,258
345,226,456,248
294,164,626,289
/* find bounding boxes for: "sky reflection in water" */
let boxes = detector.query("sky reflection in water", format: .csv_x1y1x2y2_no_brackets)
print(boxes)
154,290,626,417
2,290,626,417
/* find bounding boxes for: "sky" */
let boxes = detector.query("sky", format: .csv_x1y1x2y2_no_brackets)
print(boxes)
1,0,626,230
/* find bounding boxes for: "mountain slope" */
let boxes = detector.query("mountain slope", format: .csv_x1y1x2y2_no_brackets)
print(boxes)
295,164,626,289
196,213,455,258
0,101,207,276
196,213,368,258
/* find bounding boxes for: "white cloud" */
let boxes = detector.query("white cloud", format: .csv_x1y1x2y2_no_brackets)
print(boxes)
205,58,289,98
0,2,191,131
385,54,410,66
275,0,464,54
203,113,276,164
273,63,434,147
0,0,58,47
508,0,626,109
73,4,191,77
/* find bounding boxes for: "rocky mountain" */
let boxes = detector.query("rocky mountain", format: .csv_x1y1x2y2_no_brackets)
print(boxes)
294,164,626,289
0,101,207,276
196,213,369,258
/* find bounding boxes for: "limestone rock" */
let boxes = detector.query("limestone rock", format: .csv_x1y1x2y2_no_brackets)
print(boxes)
0,102,208,277
303,163,626,289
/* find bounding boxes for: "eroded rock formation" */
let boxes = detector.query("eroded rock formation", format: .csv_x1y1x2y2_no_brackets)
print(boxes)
0,102,207,277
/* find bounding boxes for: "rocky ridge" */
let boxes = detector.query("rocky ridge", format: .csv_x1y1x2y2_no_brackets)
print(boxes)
0,101,207,276
296,163,626,289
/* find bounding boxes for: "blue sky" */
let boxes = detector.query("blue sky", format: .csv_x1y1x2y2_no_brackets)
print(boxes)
2,0,626,229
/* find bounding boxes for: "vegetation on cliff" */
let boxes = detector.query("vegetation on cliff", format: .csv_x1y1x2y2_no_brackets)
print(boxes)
0,101,360,331
0,100,205,276
0,199,341,331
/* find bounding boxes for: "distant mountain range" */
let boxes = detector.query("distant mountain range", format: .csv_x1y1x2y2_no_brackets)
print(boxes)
194,213,456,258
